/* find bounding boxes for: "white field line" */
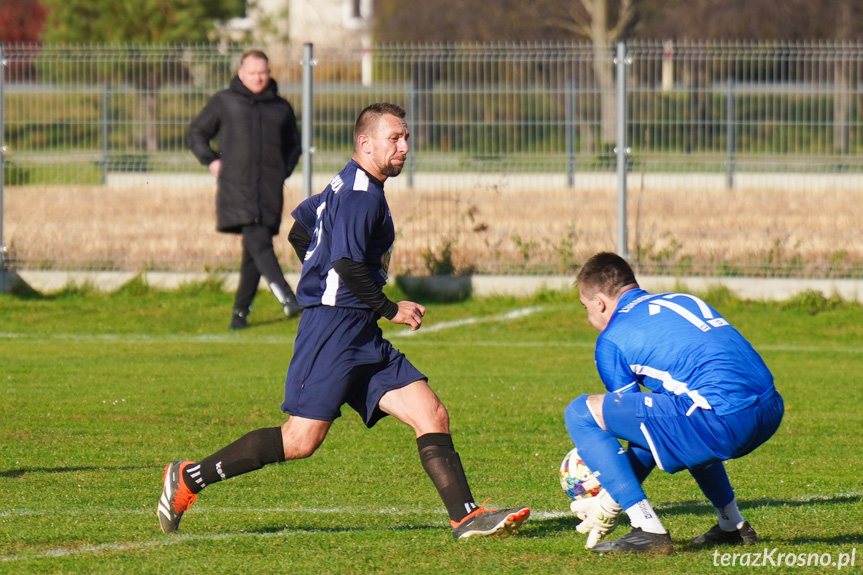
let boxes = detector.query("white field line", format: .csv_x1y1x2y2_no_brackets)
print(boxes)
389,306,547,337
4,490,863,562
0,332,296,345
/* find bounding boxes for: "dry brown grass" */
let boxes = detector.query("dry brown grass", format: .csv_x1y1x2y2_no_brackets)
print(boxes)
6,182,863,276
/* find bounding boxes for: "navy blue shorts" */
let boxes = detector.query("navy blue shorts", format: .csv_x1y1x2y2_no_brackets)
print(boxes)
601,389,784,473
281,306,426,428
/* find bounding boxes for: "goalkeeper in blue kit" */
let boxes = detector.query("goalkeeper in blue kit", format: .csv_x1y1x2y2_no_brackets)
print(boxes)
565,252,784,554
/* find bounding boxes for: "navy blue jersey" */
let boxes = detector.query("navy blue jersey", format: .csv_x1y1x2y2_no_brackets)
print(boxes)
291,159,394,310
596,288,774,416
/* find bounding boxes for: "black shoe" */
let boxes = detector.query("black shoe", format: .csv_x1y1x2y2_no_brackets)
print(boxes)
229,309,248,330
591,527,674,555
691,521,758,547
283,296,303,318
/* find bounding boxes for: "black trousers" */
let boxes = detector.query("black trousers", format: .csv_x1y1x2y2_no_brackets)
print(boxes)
234,224,294,312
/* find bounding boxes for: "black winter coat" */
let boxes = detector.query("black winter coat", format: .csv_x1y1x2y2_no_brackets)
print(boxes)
188,76,301,234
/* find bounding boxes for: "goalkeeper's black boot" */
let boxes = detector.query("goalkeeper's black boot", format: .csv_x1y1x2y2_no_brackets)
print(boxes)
591,527,673,555
691,521,758,547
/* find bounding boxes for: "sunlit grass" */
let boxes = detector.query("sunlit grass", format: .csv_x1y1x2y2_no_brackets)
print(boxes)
1,284,861,574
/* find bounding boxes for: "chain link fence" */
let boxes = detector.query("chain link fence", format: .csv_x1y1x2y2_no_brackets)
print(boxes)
2,41,862,278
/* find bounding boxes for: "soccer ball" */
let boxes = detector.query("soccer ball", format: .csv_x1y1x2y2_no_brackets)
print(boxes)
559,447,601,501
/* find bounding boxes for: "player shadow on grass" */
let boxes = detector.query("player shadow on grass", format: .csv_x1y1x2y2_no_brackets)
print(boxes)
654,496,863,548
248,523,446,535
656,495,863,518
528,516,863,553
0,465,149,478
528,495,863,548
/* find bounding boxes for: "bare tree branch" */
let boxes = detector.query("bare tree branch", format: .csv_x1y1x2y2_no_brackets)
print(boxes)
609,0,638,40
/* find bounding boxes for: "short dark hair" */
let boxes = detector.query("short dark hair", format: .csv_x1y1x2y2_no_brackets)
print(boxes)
354,102,406,142
241,49,269,65
576,252,639,298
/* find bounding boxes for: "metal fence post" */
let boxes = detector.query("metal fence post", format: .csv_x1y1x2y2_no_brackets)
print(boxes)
301,43,315,200
727,75,736,189
615,39,629,260
407,75,416,189
0,44,6,293
102,83,110,185
566,77,576,188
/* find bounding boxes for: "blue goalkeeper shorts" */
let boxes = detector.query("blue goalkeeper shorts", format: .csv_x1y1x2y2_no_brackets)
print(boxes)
601,389,784,473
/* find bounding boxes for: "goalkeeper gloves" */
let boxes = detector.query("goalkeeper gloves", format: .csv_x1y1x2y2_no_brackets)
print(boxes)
569,488,622,548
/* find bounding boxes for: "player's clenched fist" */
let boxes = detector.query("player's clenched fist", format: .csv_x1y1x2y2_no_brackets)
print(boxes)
393,301,426,330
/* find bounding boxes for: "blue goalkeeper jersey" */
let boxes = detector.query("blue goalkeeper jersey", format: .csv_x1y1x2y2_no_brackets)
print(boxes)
291,159,394,310
595,288,775,416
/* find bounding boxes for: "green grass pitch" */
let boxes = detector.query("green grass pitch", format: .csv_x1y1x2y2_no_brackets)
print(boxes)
1,280,861,574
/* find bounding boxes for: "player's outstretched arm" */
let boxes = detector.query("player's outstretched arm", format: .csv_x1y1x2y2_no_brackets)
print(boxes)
391,301,426,331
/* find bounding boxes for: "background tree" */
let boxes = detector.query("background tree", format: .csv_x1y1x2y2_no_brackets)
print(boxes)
0,0,47,81
39,0,244,152
831,0,862,155
0,0,46,43
527,0,638,148
41,0,243,44
374,0,532,43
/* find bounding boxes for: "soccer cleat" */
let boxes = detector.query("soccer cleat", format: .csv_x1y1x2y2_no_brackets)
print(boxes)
590,527,674,555
451,499,530,539
691,521,758,547
157,460,198,533
229,309,248,330
283,296,303,319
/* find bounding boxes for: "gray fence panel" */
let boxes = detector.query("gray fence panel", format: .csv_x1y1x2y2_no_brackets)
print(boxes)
2,41,862,278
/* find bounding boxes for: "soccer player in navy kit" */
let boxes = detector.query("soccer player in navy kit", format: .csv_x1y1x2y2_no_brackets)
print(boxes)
158,103,530,539
565,252,783,554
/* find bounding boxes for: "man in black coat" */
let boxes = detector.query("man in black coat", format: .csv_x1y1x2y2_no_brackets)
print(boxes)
189,49,302,330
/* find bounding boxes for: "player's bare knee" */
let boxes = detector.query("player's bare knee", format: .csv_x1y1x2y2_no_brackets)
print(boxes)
280,419,329,460
431,400,450,430
282,435,323,460
586,394,607,430
411,400,450,435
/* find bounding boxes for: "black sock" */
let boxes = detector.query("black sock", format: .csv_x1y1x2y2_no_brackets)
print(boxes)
417,433,477,523
183,427,285,494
